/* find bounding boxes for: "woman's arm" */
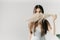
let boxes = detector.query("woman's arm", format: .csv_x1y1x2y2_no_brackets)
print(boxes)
28,21,34,40
49,14,57,35
29,32,32,40
53,21,55,35
44,13,57,35
44,13,57,19
52,14,57,35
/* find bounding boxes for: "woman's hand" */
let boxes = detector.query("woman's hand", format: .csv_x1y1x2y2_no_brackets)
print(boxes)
52,14,57,21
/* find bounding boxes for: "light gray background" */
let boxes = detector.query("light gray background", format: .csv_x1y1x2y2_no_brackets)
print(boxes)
0,0,60,40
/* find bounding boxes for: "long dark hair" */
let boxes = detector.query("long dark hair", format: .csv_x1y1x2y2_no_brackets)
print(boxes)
33,5,49,37
33,5,44,13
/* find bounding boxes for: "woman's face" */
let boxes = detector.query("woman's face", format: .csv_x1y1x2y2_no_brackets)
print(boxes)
35,8,42,14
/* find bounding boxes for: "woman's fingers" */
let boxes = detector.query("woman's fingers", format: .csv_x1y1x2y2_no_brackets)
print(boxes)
53,14,57,21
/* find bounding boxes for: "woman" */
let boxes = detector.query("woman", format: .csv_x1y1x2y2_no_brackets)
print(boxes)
28,5,59,40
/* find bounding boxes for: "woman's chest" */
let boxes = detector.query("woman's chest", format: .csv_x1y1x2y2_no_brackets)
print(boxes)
36,25,41,32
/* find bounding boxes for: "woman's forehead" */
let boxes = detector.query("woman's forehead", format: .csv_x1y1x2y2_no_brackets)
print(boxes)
35,8,41,10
